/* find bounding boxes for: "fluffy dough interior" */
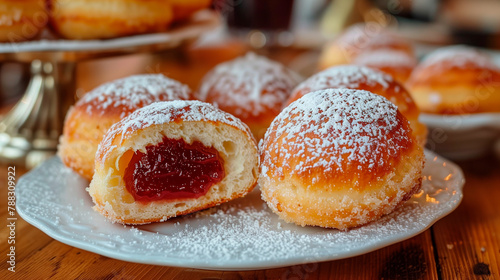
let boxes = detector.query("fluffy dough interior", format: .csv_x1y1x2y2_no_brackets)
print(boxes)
89,120,258,224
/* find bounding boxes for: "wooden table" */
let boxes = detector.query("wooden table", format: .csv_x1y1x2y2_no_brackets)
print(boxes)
1,49,499,280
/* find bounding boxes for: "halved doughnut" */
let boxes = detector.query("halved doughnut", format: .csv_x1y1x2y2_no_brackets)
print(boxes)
88,100,259,224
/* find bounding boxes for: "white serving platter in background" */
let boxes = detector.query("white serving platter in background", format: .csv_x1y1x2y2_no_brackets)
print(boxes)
421,113,500,160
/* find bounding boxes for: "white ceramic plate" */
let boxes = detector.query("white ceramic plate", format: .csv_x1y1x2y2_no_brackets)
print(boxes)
16,150,464,271
420,113,500,160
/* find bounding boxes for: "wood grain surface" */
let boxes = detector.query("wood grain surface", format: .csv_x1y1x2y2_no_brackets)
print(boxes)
431,157,500,280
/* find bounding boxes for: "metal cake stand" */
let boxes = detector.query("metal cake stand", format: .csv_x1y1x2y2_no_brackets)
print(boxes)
0,10,219,169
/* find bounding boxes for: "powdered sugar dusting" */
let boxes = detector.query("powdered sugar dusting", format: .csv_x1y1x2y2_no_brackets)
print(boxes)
0,9,22,26
336,23,410,55
97,100,252,163
293,65,396,98
263,88,410,179
16,153,464,269
198,52,301,118
339,24,394,46
78,74,191,118
418,45,499,71
354,49,417,68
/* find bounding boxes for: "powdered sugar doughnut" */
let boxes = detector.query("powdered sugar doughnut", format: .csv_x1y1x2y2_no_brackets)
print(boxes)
0,0,47,42
59,74,192,181
260,88,424,229
318,23,414,70
288,65,427,146
89,100,259,225
353,49,417,83
49,0,173,39
407,45,500,114
197,53,301,140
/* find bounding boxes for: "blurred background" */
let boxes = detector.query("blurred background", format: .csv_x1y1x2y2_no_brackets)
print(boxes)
1,0,500,167
2,0,500,105
2,0,500,107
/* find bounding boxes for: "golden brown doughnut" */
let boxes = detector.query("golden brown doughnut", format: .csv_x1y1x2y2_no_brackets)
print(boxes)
58,74,192,181
0,0,47,42
48,0,173,40
88,100,259,225
260,88,424,230
318,23,414,70
406,45,500,114
288,65,427,146
197,53,301,141
353,49,417,84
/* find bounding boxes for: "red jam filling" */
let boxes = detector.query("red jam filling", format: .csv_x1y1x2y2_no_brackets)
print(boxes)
124,137,225,202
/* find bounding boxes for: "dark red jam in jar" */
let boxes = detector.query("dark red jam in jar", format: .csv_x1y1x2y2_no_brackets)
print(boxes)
124,137,225,202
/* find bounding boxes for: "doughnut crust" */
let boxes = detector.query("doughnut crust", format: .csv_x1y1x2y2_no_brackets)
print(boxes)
88,101,259,225
0,0,47,42
58,74,192,181
353,49,417,83
197,53,301,140
318,23,414,70
49,0,173,39
260,89,424,230
407,45,500,114
288,65,427,146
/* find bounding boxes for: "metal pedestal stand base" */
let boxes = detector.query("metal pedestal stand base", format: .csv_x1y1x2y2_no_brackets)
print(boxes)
0,60,75,169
